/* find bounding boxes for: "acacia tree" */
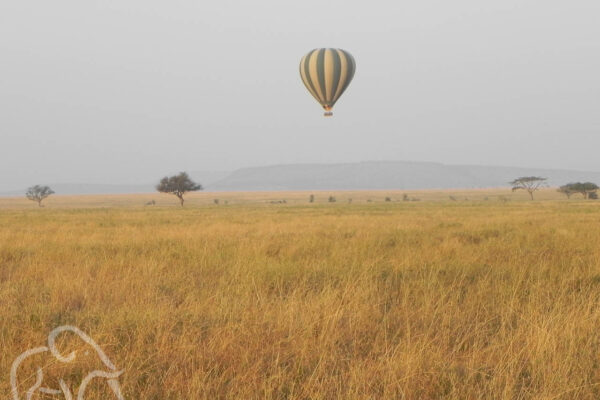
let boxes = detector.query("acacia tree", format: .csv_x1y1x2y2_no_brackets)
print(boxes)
560,182,599,199
510,176,547,200
156,172,202,206
557,184,575,199
26,185,55,207
577,182,598,199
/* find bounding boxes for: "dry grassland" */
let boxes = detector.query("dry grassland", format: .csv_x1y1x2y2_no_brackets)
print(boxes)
1,189,600,399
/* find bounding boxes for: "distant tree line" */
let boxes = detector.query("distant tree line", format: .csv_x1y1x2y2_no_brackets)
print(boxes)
21,173,600,208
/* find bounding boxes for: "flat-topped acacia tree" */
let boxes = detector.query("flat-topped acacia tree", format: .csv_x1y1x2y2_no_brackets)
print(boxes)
577,182,599,199
510,176,547,200
26,185,55,207
558,182,599,199
156,172,202,207
558,184,576,199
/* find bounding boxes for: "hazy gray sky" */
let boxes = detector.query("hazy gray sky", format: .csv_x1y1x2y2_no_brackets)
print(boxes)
1,0,599,190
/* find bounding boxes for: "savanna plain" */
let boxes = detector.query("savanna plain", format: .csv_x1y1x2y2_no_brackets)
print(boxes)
2,189,600,399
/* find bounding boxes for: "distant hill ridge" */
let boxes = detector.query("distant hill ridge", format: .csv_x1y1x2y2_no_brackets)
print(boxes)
206,161,600,191
2,162,600,195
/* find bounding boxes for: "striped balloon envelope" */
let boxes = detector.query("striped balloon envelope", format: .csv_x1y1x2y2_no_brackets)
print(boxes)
299,48,356,117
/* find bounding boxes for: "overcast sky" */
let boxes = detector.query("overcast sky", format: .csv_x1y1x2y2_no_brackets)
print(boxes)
1,0,599,190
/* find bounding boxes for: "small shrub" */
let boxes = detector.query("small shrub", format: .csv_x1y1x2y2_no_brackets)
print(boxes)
449,196,457,201
402,194,409,202
385,197,391,202
214,199,219,205
309,194,315,203
589,192,598,200
328,196,336,203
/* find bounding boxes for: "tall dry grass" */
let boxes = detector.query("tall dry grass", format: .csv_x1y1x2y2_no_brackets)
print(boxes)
1,193,600,399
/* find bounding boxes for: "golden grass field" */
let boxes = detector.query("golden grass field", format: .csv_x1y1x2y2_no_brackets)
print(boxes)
2,188,600,399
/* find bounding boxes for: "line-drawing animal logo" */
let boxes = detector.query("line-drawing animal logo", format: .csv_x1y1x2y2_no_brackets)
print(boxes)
10,325,124,400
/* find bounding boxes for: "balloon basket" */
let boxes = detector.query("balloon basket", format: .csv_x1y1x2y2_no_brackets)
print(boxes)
324,111,333,117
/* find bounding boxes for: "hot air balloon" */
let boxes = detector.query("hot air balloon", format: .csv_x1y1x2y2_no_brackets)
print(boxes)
299,48,355,117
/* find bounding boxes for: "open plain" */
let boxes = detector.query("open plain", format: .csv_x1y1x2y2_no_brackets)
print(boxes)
2,189,600,399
